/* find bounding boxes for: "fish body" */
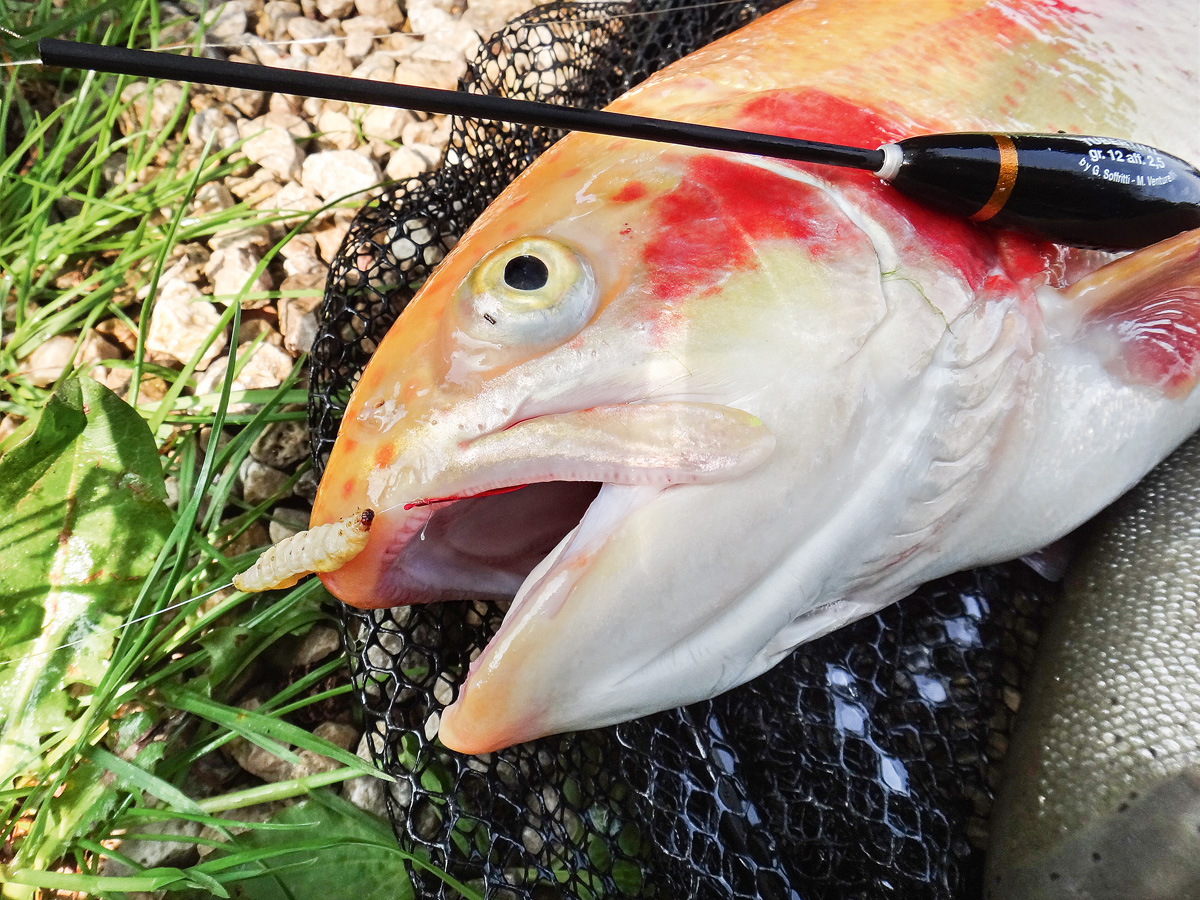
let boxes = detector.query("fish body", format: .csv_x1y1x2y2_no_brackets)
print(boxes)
985,432,1200,900
313,0,1200,753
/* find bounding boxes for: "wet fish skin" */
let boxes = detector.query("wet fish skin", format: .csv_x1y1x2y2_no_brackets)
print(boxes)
986,433,1200,900
313,0,1200,753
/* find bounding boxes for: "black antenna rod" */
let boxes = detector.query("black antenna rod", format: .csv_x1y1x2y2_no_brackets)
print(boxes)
37,39,882,171
36,39,1200,250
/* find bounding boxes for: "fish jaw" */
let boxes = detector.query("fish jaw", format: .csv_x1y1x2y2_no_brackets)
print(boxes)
316,400,776,609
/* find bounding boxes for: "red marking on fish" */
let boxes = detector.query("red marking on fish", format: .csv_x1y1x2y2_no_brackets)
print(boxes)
613,182,648,202
642,154,841,302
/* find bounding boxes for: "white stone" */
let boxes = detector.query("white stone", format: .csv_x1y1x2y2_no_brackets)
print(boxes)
19,335,79,387
204,2,248,44
193,182,236,217
301,150,381,201
353,0,403,28
99,819,205,877
312,41,352,76
268,506,309,544
264,182,323,218
361,105,412,143
239,457,290,505
312,209,356,261
341,13,389,34
196,341,296,409
293,626,341,666
344,31,375,63
226,86,266,118
145,281,228,369
315,108,358,151
262,110,312,140
240,124,304,181
393,56,462,91
228,167,281,205
188,107,240,150
316,0,354,16
261,0,301,39
205,245,275,306
351,51,396,83
285,15,331,54
279,288,324,354
385,145,433,181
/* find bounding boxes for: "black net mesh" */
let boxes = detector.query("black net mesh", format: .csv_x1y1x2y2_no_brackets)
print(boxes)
308,3,1060,897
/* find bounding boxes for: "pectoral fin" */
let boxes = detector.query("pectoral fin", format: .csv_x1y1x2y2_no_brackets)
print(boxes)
1068,228,1200,397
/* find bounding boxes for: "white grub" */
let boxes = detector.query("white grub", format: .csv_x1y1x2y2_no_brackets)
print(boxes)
233,509,374,591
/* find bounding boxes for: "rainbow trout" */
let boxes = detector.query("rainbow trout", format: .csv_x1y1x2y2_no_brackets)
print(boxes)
312,0,1200,753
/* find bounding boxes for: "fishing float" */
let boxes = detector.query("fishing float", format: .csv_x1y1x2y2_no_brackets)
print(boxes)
35,37,1200,251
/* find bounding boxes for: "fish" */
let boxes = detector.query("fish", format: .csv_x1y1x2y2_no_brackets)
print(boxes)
311,0,1200,755
985,431,1200,900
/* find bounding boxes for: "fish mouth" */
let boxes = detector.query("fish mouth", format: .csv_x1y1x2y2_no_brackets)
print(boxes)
322,401,776,609
319,401,776,751
319,480,605,608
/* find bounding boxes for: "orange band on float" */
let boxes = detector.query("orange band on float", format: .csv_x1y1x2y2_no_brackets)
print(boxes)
970,134,1018,222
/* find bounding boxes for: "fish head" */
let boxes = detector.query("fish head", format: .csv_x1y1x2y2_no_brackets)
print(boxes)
313,125,918,753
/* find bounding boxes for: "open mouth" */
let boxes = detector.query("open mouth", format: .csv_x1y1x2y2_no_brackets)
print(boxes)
320,401,777,610
373,480,605,605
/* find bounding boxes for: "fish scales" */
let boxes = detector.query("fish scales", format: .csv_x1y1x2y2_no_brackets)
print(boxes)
987,432,1200,899
312,0,1200,758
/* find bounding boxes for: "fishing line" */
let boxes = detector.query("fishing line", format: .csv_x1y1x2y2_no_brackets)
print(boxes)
0,581,235,668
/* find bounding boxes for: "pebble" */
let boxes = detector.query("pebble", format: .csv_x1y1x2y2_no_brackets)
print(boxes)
385,144,434,181
350,51,397,83
19,335,80,387
268,506,310,544
311,41,352,78
145,279,228,369
293,625,342,666
251,418,311,468
239,457,291,505
279,287,324,354
315,108,359,151
240,122,305,181
316,0,355,16
195,341,296,403
192,182,237,217
204,245,275,306
264,182,324,221
301,150,381,201
353,0,403,28
286,14,332,53
361,105,412,144
313,209,356,261
205,2,249,45
261,0,301,39
100,819,205,877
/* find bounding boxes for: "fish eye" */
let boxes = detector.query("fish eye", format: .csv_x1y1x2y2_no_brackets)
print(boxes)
503,255,549,291
456,237,598,349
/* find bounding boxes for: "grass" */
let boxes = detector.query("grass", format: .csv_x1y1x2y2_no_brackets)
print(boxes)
0,1,477,897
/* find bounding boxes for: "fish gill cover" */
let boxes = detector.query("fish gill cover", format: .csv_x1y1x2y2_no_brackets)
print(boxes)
307,2,1058,897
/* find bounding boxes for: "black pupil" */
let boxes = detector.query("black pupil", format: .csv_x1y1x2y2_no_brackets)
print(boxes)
503,254,549,291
